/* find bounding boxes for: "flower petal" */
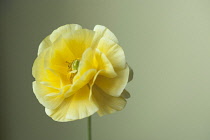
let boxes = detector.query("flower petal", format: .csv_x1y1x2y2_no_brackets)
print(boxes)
65,69,97,97
92,25,118,45
75,48,117,80
62,29,95,59
50,24,82,43
46,86,98,122
66,86,98,120
95,48,117,78
37,24,82,55
35,48,68,86
95,65,129,97
33,81,64,109
66,48,97,94
44,38,74,76
120,90,131,99
128,65,134,83
92,85,126,116
97,37,126,70
45,104,72,122
69,48,117,94
38,35,52,55
74,48,97,78
32,48,50,81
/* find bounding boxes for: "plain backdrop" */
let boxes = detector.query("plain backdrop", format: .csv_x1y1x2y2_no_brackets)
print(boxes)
1,0,210,140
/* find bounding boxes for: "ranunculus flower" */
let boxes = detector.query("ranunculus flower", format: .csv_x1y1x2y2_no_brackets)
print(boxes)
32,24,132,122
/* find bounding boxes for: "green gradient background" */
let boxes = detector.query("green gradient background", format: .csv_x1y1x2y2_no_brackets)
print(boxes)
1,0,210,140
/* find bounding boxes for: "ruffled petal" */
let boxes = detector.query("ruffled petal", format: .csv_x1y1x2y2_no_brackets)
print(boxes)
38,36,52,55
95,48,117,78
46,86,98,122
33,46,61,84
33,81,64,109
128,65,134,83
45,103,72,122
92,85,126,116
74,48,97,78
65,69,97,97
66,48,98,94
63,29,95,59
50,24,82,43
92,25,119,47
32,48,50,81
95,65,129,97
37,24,82,55
75,48,117,80
44,38,74,77
69,48,117,94
97,37,126,70
120,90,131,99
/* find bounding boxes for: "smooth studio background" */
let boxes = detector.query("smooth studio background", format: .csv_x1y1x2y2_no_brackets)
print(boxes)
1,0,210,140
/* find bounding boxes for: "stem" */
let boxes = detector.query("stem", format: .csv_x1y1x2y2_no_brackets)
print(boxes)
88,116,92,140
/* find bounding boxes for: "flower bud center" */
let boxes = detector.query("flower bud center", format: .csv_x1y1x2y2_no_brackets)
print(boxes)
66,59,80,84
71,59,80,71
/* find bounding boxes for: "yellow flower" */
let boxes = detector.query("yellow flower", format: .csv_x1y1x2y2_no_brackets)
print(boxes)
32,24,132,122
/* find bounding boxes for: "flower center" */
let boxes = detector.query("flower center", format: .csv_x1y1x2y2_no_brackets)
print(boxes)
66,59,80,84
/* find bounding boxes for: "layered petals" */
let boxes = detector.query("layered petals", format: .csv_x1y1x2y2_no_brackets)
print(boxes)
32,24,132,122
50,24,82,43
45,86,98,122
38,36,51,55
96,37,126,70
95,65,129,97
92,85,126,116
63,29,95,59
33,81,64,110
38,24,82,55
92,25,119,46
69,48,117,94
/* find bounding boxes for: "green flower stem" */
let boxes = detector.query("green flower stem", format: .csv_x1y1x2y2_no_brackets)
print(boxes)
88,116,92,140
